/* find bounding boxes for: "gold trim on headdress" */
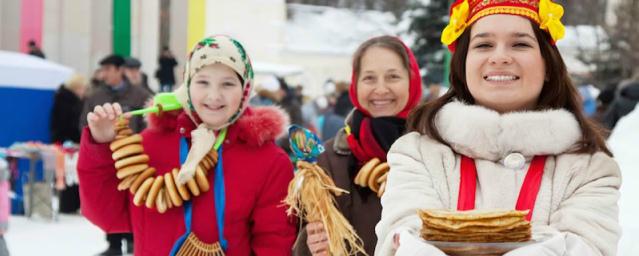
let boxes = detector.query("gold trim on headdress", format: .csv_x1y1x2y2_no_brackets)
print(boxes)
467,6,540,27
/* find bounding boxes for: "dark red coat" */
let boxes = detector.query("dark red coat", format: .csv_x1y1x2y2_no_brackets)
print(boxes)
78,106,297,255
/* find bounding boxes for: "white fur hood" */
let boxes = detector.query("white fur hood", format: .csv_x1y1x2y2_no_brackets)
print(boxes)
435,101,582,161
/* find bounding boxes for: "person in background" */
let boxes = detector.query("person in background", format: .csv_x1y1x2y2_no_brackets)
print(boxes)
80,54,151,133
333,81,354,117
302,95,327,139
155,47,178,92
124,57,154,95
27,40,45,59
592,83,616,130
50,74,88,213
250,75,282,107
278,77,304,126
321,81,352,142
87,68,105,96
424,83,446,102
51,74,88,144
603,79,639,129
574,73,600,117
80,54,151,255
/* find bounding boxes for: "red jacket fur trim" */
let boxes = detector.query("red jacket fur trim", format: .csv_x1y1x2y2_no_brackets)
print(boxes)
146,106,289,147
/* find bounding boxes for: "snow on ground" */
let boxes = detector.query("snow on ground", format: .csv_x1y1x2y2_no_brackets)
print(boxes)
5,214,108,256
608,105,639,256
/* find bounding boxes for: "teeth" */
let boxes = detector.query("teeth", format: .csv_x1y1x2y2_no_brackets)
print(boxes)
485,75,518,81
371,100,392,106
204,105,224,110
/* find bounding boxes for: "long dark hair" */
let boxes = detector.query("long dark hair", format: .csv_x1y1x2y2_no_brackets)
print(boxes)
407,21,612,156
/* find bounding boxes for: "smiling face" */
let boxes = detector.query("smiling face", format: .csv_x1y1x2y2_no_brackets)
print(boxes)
356,46,410,117
465,14,546,113
189,63,243,129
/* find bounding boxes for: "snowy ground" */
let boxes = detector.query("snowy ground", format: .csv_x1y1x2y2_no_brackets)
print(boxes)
4,214,108,256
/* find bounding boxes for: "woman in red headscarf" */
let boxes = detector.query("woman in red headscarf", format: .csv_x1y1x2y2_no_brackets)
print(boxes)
292,35,423,256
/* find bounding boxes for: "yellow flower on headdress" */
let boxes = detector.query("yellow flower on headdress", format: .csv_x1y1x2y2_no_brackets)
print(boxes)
441,0,470,46
539,0,566,42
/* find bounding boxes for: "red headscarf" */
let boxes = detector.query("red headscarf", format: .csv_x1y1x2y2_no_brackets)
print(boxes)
346,37,423,163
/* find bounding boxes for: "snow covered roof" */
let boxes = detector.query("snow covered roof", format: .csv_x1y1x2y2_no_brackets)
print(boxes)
284,4,400,55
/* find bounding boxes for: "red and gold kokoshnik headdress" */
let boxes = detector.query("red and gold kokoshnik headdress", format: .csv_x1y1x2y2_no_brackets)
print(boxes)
441,0,566,51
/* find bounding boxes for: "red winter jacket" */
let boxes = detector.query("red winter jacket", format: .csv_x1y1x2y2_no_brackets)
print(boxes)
78,106,297,255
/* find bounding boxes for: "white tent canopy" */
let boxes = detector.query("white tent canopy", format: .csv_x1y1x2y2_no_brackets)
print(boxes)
0,50,73,90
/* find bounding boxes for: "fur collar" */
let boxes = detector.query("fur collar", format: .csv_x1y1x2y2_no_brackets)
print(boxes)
232,106,289,146
147,106,289,147
435,101,582,161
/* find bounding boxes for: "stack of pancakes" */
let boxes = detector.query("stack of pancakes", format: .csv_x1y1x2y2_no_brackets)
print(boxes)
420,209,531,243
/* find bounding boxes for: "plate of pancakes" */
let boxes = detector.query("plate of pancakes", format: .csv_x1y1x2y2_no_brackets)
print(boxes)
419,209,549,256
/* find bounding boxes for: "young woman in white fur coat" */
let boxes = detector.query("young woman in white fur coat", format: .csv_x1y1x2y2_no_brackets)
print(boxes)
375,1,621,255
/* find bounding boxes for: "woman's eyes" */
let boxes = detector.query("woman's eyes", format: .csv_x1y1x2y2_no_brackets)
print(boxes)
473,43,492,49
195,80,209,86
194,80,238,87
361,74,402,82
513,42,532,48
472,42,532,49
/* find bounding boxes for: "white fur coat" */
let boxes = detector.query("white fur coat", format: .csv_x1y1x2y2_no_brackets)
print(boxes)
375,101,621,256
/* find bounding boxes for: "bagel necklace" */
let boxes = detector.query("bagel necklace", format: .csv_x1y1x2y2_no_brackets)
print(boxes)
344,125,390,197
110,117,227,255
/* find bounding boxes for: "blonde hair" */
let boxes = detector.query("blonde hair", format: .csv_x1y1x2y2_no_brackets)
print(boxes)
64,74,87,91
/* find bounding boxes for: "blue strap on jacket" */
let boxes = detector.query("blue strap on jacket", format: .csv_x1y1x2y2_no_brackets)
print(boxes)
169,137,227,255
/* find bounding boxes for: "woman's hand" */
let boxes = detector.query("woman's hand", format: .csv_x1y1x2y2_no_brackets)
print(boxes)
504,226,567,256
393,233,401,249
306,221,329,256
87,103,124,143
394,229,446,256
